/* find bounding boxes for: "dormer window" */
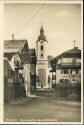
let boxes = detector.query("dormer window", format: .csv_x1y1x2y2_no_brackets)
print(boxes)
41,45,43,50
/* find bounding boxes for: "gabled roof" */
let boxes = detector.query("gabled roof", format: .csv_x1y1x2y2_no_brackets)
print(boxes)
63,47,81,55
51,47,81,62
4,39,27,53
4,39,30,63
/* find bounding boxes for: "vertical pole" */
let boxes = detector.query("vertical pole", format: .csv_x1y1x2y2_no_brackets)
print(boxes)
55,71,56,84
51,72,53,92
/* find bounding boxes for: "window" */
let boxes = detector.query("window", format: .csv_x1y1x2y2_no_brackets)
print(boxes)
72,58,76,64
61,69,69,74
64,69,67,74
40,53,44,59
75,69,78,74
41,54,43,57
70,69,72,74
41,45,43,50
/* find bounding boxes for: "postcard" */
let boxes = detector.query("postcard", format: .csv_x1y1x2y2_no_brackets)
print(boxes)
0,0,83,124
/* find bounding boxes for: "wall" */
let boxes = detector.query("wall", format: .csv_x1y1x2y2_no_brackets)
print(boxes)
56,57,81,84
4,59,14,103
36,40,48,60
23,63,30,96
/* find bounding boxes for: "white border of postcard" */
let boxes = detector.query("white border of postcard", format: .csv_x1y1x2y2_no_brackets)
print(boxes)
0,0,83,124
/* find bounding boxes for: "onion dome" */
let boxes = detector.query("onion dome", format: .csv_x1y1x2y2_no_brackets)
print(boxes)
38,26,47,41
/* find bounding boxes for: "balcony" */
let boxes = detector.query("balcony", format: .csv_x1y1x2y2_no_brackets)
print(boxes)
57,62,81,68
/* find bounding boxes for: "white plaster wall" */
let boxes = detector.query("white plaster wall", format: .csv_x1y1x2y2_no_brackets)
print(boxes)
23,63,30,96
56,69,81,84
37,41,48,60
56,69,62,83
36,39,48,88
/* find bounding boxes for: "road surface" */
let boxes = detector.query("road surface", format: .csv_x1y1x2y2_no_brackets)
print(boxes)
4,93,81,122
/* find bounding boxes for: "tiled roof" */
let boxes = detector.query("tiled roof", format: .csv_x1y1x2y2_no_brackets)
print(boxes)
4,39,27,53
4,39,30,63
51,47,81,62
64,47,81,55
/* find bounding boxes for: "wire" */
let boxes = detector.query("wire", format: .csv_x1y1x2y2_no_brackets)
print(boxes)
15,4,45,35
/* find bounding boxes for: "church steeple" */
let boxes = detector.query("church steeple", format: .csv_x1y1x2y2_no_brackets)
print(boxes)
37,24,47,42
40,22,44,35
36,24,48,88
40,26,44,35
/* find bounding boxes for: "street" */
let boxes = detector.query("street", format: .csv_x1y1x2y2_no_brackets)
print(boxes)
4,91,81,122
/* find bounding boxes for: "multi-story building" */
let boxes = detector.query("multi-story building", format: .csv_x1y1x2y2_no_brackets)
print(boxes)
36,26,48,88
4,39,30,97
4,57,14,103
47,55,53,87
29,49,36,92
50,46,81,97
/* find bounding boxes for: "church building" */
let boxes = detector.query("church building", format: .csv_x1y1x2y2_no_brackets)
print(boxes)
36,25,48,88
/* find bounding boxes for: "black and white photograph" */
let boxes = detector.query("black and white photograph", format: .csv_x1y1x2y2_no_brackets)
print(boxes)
2,0,83,124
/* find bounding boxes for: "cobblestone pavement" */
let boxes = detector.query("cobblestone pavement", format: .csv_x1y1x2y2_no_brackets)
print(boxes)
4,93,81,122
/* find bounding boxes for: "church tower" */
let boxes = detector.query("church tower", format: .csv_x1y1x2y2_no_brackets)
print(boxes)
36,25,48,88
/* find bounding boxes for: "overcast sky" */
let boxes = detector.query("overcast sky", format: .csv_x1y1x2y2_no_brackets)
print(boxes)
4,4,81,57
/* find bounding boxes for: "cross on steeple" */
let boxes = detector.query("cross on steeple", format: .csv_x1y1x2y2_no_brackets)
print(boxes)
73,40,76,48
12,34,14,40
41,20,43,27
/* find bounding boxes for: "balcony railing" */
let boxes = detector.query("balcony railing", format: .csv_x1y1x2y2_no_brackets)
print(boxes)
57,62,81,68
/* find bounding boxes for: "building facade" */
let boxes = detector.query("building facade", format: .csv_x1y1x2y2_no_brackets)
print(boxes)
4,39,30,97
4,58,14,103
29,49,36,92
50,46,81,98
36,26,48,88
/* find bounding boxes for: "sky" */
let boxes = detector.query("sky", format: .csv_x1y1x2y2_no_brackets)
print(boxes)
4,4,81,57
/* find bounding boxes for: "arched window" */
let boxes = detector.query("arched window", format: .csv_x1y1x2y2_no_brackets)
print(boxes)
41,45,43,50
